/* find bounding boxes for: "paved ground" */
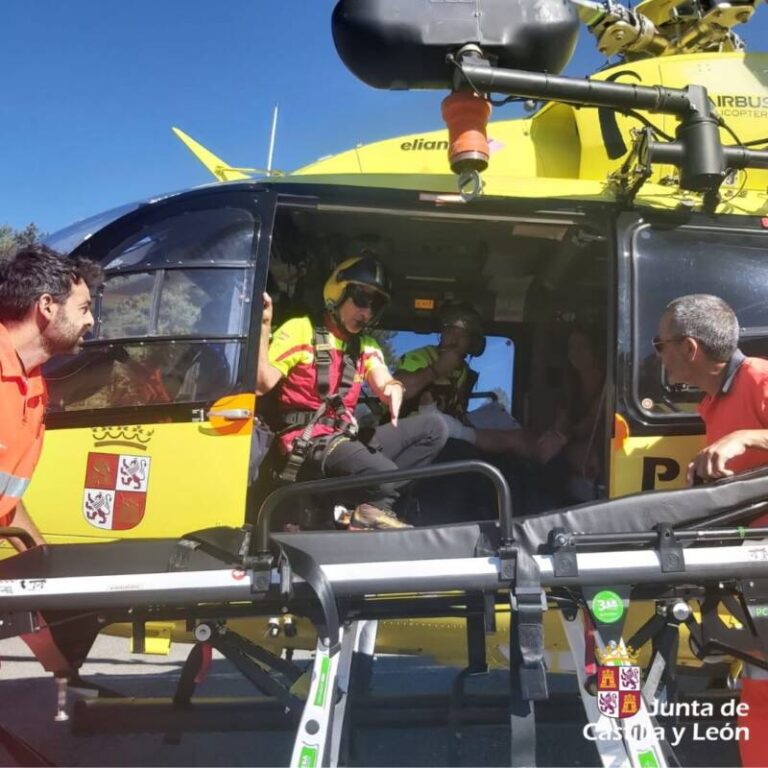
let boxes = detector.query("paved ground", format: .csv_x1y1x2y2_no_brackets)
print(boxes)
0,634,742,767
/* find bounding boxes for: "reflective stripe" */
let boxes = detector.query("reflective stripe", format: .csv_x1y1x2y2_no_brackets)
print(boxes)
0,470,30,499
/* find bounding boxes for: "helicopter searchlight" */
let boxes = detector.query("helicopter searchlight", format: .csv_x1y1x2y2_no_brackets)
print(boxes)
333,0,768,208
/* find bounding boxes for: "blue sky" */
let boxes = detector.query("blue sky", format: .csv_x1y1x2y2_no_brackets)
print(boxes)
1,1,766,235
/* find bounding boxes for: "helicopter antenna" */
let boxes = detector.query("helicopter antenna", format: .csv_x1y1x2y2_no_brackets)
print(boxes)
266,104,279,174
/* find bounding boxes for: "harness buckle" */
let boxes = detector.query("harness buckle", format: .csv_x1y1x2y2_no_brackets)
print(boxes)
291,438,312,459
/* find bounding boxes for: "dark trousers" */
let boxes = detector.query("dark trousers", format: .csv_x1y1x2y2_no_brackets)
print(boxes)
312,413,448,510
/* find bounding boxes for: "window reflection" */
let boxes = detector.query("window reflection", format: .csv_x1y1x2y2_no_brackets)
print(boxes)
104,208,255,270
43,201,142,255
44,341,241,411
157,269,252,337
43,203,259,413
100,273,155,339
634,226,768,416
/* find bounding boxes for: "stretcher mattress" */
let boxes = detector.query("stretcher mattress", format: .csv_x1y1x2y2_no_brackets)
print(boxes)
514,466,768,550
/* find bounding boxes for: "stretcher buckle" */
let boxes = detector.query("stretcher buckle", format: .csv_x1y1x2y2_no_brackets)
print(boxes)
498,543,517,582
548,527,579,577
242,553,274,594
520,660,549,701
510,586,548,613
656,523,684,573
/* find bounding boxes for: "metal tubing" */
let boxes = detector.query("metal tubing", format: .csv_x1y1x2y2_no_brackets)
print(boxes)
570,525,768,546
458,62,693,116
253,460,513,554
723,146,768,170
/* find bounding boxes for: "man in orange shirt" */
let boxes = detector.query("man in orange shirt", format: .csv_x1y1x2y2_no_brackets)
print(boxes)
0,245,103,550
656,294,768,767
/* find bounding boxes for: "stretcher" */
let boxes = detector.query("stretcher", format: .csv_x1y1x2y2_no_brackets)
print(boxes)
2,460,768,768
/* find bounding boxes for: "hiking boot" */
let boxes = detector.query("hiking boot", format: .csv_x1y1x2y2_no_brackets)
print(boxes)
349,504,412,531
334,505,352,529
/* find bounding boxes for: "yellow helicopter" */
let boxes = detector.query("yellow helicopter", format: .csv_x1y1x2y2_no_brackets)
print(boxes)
15,0,768,678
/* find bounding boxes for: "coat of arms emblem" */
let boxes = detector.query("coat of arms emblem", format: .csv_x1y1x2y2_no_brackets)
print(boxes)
596,664,642,719
83,452,151,530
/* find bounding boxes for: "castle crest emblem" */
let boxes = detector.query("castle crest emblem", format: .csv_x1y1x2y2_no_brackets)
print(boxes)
596,665,642,719
83,453,150,530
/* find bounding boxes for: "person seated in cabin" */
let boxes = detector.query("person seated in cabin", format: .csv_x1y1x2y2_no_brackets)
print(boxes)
255,254,448,531
535,326,606,505
394,302,541,523
395,302,539,459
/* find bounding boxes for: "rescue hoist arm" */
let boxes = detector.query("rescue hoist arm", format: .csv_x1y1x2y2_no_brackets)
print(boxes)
449,46,768,205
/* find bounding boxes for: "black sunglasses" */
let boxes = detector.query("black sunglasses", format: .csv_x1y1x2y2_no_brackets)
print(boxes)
349,285,387,313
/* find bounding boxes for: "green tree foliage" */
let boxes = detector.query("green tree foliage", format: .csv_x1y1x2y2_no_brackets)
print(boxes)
0,223,46,260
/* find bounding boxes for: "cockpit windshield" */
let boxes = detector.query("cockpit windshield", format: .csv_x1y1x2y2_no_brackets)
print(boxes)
43,201,143,255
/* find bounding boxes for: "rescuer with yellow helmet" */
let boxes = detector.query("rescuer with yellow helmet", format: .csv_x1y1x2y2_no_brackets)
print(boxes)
256,254,448,530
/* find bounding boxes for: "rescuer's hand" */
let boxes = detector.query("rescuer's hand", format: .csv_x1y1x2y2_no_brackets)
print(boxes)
536,430,567,464
686,430,749,484
255,292,284,396
382,380,404,427
433,347,464,378
261,292,273,333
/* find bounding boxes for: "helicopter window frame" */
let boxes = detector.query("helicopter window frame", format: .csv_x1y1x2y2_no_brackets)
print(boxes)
268,192,612,438
44,190,268,422
629,220,768,427
95,265,255,343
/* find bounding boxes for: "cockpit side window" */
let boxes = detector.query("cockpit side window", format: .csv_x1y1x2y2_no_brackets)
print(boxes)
632,224,768,419
97,268,253,341
45,203,259,413
103,208,255,269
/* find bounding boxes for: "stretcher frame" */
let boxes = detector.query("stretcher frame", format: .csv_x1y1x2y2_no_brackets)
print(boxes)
1,460,768,768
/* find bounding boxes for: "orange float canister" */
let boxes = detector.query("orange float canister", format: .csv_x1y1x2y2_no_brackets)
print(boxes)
441,91,492,175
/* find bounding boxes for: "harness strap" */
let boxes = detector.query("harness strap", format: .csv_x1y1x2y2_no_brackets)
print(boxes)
278,326,362,483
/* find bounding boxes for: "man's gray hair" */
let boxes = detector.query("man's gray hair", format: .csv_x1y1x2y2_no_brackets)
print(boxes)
665,294,739,362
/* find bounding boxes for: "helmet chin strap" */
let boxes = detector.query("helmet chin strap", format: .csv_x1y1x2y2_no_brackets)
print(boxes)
327,306,358,338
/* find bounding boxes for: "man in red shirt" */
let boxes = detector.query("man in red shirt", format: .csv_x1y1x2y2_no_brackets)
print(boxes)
656,294,768,766
0,245,103,550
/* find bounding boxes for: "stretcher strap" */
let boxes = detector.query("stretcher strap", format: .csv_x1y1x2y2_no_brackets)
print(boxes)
508,544,547,767
168,527,250,571
278,541,341,654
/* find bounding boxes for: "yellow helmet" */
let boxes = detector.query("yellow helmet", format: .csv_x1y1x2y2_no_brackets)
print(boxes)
323,255,392,312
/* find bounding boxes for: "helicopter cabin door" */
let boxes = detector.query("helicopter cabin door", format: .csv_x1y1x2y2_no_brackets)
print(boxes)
20,189,273,546
612,211,768,498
